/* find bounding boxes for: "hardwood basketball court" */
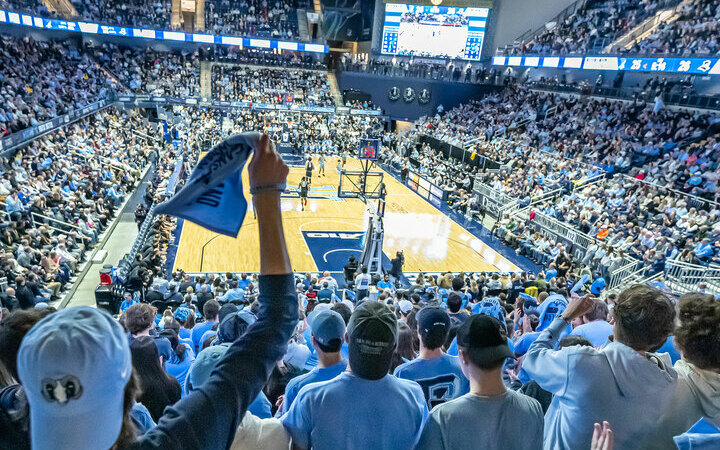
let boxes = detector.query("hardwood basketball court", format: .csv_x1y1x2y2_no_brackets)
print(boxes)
171,156,520,275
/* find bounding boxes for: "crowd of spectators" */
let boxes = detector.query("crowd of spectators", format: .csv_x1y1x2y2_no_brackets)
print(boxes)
215,108,383,156
505,0,667,56
340,57,495,84
72,0,172,30
3,183,717,448
205,0,299,40
212,46,325,70
0,108,152,310
0,0,303,41
0,35,115,136
95,46,201,97
420,85,718,183
212,66,334,106
399,83,720,279
625,0,720,56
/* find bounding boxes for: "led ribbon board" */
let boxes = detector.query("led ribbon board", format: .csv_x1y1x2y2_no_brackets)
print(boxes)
491,55,720,75
0,9,328,53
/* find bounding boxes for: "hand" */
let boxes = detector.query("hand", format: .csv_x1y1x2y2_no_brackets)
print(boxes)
562,295,595,322
248,134,288,193
591,422,613,450
275,394,285,409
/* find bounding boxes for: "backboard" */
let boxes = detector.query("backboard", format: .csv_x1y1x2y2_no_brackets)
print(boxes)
338,170,385,199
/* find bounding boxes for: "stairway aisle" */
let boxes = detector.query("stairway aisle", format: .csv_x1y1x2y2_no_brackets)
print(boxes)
604,0,689,53
327,72,344,107
200,61,213,98
41,0,78,17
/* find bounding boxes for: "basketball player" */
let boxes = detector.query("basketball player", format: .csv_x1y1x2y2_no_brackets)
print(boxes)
299,177,309,211
318,153,326,177
336,159,343,178
305,158,314,185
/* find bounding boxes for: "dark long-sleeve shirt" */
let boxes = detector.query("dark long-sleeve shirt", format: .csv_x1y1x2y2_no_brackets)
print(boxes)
129,273,298,450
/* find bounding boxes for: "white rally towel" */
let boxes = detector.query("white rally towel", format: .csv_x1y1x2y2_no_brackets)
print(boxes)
155,133,261,237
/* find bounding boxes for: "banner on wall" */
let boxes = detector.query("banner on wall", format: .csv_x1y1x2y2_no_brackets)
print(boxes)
492,55,720,76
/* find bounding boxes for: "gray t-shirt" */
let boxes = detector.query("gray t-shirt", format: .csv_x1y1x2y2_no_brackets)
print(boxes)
417,390,543,450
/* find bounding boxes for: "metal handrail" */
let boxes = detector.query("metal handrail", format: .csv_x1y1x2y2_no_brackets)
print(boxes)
621,175,720,210
515,0,588,46
529,84,720,112
30,212,83,233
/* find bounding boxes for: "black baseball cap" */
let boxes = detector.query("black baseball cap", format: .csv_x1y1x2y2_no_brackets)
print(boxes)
456,315,513,365
347,301,397,380
416,306,451,344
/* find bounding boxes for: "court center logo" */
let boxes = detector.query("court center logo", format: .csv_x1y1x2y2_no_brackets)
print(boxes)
418,88,431,104
403,87,416,103
388,86,401,101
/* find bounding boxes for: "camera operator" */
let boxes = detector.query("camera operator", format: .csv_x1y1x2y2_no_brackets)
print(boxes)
390,250,404,287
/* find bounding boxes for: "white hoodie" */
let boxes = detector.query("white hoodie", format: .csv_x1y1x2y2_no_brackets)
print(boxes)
646,360,720,449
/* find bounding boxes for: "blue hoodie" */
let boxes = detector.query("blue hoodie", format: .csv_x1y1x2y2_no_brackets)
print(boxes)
523,317,678,450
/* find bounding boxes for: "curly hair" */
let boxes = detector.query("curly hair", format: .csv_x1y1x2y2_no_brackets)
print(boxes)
613,284,675,352
124,304,155,335
675,293,720,371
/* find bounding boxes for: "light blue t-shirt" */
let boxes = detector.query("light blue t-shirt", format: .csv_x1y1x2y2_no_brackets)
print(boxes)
249,391,273,419
280,360,348,415
513,332,541,356
657,335,681,364
393,354,470,409
191,321,216,352
571,320,614,348
378,280,393,290
282,372,429,450
166,349,195,397
131,402,156,434
178,328,192,340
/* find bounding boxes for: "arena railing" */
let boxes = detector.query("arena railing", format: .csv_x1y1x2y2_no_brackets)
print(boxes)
607,260,645,292
496,0,682,57
66,144,134,174
604,0,685,54
501,0,589,54
117,203,157,282
115,93,385,117
29,212,91,242
621,174,720,212
663,259,720,295
0,97,114,157
530,83,720,112
0,206,91,243
473,182,520,218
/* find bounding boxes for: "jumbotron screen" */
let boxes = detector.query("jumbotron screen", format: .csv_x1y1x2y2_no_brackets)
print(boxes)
380,3,489,60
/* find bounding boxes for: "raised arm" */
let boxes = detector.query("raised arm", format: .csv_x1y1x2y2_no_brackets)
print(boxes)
136,134,298,450
522,296,594,395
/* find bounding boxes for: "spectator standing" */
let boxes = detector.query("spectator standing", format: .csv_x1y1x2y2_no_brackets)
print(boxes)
282,301,428,449
569,299,613,348
647,293,720,449
417,314,543,450
394,306,469,408
278,309,347,415
523,286,677,449
354,267,372,301
191,299,220,352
